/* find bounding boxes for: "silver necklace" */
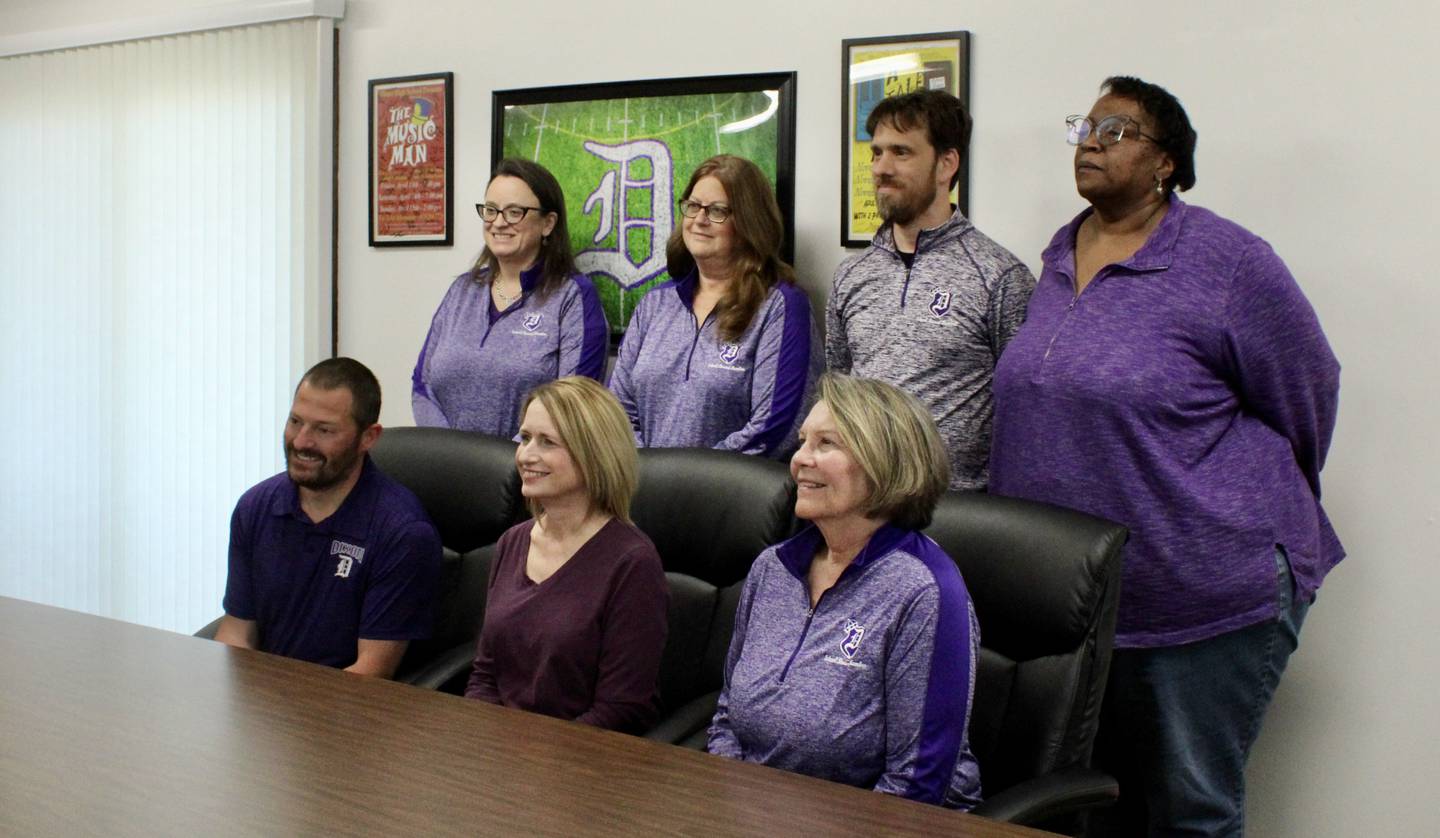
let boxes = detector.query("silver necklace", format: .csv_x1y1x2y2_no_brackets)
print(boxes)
492,281,522,305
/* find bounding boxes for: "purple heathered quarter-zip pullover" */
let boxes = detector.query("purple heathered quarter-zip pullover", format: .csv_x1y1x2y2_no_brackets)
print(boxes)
412,261,608,437
827,207,1035,491
608,271,821,459
989,194,1343,648
708,524,982,809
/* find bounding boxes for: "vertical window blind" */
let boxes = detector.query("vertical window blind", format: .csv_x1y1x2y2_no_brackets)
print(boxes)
0,17,334,633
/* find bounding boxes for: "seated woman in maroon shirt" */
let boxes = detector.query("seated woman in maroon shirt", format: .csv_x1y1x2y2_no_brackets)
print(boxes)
464,376,668,733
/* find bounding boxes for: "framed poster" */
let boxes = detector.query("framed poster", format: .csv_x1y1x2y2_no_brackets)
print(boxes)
841,32,970,248
369,72,454,246
492,72,797,336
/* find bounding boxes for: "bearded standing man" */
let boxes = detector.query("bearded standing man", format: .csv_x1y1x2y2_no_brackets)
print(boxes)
215,358,441,678
828,90,1035,491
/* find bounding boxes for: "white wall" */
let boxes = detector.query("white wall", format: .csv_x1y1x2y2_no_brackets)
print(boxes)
5,1,1436,834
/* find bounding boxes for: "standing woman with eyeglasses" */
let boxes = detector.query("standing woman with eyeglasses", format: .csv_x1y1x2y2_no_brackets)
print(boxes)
988,77,1342,837
608,154,820,458
412,158,608,436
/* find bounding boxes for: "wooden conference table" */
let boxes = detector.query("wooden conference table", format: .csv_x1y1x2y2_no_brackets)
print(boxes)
0,596,1047,837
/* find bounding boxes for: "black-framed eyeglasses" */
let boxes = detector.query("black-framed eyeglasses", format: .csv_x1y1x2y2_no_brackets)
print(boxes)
476,203,542,224
1065,114,1163,147
678,199,732,224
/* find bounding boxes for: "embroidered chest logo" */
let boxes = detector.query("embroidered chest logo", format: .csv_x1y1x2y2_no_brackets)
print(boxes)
523,313,544,332
840,619,866,659
707,342,746,373
929,290,952,318
330,539,366,579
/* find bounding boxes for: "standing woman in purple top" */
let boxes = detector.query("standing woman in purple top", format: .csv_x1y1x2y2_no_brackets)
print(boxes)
609,154,821,458
988,77,1342,837
413,158,608,437
464,376,668,733
708,373,982,808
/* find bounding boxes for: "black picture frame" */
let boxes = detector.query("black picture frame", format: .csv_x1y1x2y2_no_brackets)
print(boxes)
492,71,797,335
368,72,454,247
841,32,970,248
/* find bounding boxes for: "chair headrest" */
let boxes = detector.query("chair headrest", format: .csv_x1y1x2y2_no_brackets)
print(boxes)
924,492,1127,660
631,448,796,587
371,427,522,553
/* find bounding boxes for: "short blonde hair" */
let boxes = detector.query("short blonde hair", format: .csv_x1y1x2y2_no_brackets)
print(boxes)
519,377,638,522
816,373,950,530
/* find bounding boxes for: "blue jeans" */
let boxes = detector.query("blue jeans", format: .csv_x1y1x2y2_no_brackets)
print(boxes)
1090,549,1311,837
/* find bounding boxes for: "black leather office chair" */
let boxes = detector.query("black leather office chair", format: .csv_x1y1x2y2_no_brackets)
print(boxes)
923,492,1127,832
369,427,523,690
629,447,796,746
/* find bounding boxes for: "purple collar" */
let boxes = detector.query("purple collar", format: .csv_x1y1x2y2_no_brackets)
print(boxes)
773,522,911,582
1043,192,1187,278
268,455,379,539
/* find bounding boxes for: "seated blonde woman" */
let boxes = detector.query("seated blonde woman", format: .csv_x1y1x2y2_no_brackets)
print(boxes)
465,377,668,733
707,373,981,808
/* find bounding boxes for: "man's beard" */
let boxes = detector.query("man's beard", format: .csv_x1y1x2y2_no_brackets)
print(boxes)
869,174,938,226
285,442,362,491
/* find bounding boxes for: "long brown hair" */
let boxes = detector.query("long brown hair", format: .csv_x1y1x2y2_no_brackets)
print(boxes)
470,158,577,302
665,155,794,343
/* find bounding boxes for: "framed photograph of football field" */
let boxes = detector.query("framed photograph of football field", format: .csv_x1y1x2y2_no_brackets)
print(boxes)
841,32,969,248
492,72,797,337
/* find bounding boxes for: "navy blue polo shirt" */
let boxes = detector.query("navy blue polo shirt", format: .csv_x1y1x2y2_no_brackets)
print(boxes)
223,456,442,668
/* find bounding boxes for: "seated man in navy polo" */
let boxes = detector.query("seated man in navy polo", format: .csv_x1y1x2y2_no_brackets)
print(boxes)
215,357,442,678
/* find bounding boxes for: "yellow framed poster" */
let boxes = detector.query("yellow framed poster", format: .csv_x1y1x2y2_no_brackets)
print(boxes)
841,32,970,247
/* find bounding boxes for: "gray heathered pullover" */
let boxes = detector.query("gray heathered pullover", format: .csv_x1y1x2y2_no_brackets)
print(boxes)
827,209,1035,490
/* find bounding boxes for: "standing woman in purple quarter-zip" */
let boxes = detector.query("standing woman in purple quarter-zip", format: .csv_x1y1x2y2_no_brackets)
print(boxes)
707,373,982,809
412,158,608,437
608,154,821,459
989,76,1342,838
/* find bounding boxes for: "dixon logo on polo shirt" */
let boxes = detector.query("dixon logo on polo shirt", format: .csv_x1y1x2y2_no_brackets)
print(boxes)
929,290,952,318
523,313,543,332
330,540,365,579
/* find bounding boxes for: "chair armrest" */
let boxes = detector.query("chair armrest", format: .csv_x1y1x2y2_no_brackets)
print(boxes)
396,643,475,693
970,767,1118,826
677,726,709,751
194,616,223,639
643,690,719,746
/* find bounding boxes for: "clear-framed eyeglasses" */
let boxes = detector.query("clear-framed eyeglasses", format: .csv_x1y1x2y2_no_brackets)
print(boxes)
677,199,732,224
476,203,542,224
1065,114,1163,147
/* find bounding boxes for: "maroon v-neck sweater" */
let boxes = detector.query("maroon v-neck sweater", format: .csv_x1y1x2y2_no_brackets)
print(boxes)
464,518,668,733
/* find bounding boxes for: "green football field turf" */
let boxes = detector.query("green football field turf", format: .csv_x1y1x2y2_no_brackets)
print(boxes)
501,90,780,334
